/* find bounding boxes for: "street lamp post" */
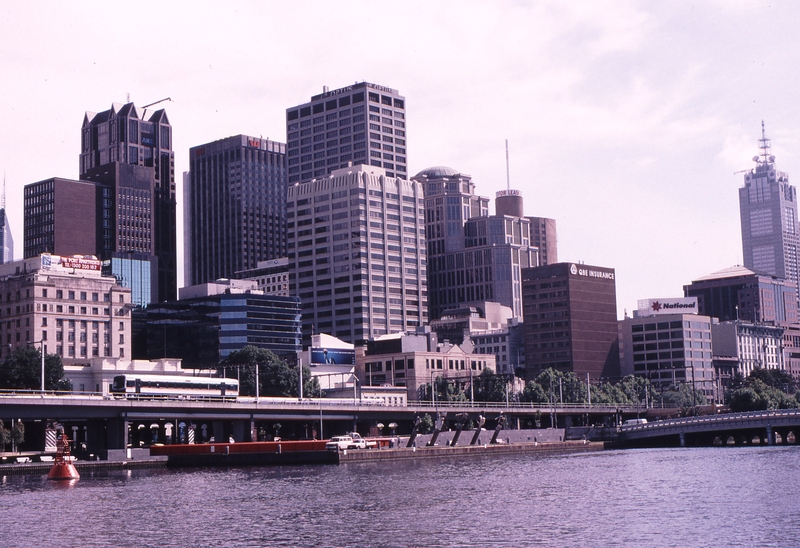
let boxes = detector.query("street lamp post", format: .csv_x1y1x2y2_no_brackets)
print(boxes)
431,370,437,412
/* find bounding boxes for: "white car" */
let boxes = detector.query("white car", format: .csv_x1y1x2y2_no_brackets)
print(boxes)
325,436,355,451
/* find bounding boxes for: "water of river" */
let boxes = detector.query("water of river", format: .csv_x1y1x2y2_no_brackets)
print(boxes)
1,446,798,547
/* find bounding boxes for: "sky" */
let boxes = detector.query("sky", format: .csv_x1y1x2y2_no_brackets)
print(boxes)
1,1,800,318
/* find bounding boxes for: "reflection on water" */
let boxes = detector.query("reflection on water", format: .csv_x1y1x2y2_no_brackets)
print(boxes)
2,447,800,547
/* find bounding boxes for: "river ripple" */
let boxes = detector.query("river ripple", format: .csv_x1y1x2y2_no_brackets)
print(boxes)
1,446,798,547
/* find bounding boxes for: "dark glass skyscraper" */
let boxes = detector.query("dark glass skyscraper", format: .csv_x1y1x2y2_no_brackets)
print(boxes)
286,82,407,184
187,135,287,286
80,102,176,303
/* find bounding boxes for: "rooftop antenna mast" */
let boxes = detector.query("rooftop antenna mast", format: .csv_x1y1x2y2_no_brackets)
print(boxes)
505,139,510,191
2,173,5,210
758,120,772,164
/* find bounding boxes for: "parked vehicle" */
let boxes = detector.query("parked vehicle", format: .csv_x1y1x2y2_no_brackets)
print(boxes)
325,433,377,451
348,432,377,449
325,435,355,451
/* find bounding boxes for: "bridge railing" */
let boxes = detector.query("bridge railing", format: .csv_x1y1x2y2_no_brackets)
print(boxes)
0,390,652,412
620,409,800,434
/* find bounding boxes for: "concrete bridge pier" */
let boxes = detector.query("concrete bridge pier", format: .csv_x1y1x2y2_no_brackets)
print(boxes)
679,432,685,447
766,425,774,446
775,428,795,444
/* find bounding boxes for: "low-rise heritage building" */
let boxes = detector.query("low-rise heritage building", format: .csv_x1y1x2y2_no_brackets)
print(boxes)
356,330,497,401
711,321,786,380
0,254,132,363
429,302,525,378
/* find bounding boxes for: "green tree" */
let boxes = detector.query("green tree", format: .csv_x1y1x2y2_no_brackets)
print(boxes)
11,421,24,451
0,419,10,451
473,369,509,402
519,380,548,403
532,368,587,404
0,347,71,391
421,376,467,402
660,383,708,412
590,382,630,405
221,346,318,397
618,375,658,406
729,378,798,412
418,414,434,434
748,368,796,394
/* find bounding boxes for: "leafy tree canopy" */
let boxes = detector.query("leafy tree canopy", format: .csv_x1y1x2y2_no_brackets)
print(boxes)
748,368,796,394
221,346,318,397
473,369,509,403
729,378,798,412
0,347,71,391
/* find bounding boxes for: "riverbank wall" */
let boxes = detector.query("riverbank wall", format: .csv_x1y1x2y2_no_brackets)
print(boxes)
338,440,604,463
0,457,167,476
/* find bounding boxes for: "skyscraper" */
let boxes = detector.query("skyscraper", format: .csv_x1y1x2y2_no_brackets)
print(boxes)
414,167,536,320
739,122,800,301
528,216,558,266
80,102,177,303
0,182,13,263
24,177,100,258
522,262,620,381
286,83,407,184
0,209,12,264
187,135,287,285
287,164,427,346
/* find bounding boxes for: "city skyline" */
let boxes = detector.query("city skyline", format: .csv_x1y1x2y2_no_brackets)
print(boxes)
2,2,800,316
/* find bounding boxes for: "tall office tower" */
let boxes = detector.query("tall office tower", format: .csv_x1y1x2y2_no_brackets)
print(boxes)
414,167,536,321
24,177,157,307
0,209,13,264
24,177,101,258
182,171,192,287
739,122,800,301
80,102,177,303
522,262,620,381
287,164,427,346
528,216,558,265
286,83,407,184
187,135,287,285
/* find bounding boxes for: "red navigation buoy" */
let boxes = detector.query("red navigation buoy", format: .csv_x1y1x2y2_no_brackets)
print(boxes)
47,434,80,481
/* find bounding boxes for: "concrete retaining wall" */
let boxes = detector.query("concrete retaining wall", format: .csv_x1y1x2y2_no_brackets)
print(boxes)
406,428,565,448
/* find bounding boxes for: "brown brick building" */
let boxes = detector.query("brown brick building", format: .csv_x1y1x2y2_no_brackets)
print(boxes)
522,262,620,381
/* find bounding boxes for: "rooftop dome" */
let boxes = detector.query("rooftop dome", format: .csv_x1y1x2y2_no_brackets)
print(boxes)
413,166,461,179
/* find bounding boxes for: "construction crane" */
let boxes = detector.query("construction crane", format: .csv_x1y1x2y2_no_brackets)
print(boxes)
142,97,172,109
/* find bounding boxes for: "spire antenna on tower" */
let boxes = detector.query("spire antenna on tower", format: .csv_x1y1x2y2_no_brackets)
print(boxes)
759,120,773,164
2,173,5,210
505,139,510,191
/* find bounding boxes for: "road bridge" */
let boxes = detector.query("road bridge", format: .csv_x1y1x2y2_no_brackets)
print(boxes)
0,392,648,458
619,409,800,447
